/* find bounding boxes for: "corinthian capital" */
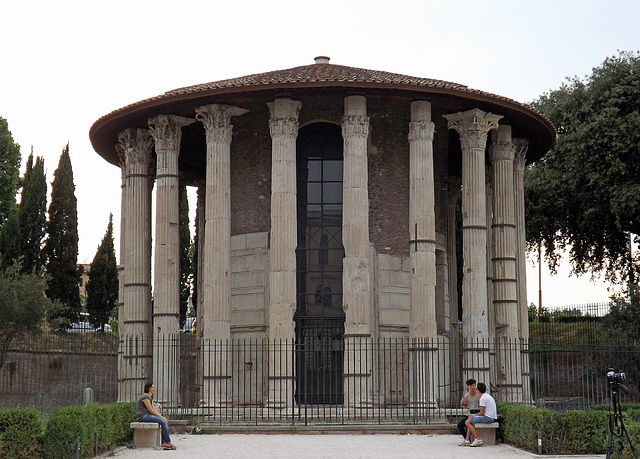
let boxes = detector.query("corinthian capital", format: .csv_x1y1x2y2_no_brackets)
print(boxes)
148,114,195,152
269,117,300,137
341,115,370,138
513,138,529,171
116,128,153,167
443,108,502,150
268,99,302,138
489,141,516,163
195,104,248,144
408,120,435,142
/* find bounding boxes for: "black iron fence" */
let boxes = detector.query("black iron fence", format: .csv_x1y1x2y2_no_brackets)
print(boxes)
0,330,637,424
529,302,609,347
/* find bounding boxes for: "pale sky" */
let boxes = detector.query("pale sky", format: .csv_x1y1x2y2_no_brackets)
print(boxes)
1,0,638,307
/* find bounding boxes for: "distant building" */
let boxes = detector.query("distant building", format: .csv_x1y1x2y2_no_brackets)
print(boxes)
78,263,91,305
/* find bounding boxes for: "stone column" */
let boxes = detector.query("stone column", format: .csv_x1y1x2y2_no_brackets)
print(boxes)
116,153,126,402
116,128,154,402
485,173,497,389
489,125,522,401
443,108,501,385
194,180,205,406
486,173,495,343
267,98,301,408
195,104,247,407
446,186,462,397
513,139,529,340
148,114,194,407
342,95,372,408
514,138,531,403
194,180,205,336
489,126,518,340
446,186,460,336
435,248,451,404
408,100,437,339
407,100,438,408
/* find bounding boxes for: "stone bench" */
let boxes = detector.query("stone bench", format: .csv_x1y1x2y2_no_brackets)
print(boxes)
130,422,161,448
471,422,500,445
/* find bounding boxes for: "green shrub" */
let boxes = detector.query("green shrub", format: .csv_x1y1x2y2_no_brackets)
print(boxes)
39,406,87,459
39,402,135,459
0,408,43,458
110,401,136,444
498,402,609,455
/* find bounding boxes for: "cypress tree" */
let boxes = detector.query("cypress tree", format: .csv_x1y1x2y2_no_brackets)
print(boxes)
0,205,21,270
179,182,191,327
86,214,118,330
0,117,21,227
19,152,47,274
45,144,81,328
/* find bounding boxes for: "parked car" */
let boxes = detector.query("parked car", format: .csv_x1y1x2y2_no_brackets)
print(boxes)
68,312,112,333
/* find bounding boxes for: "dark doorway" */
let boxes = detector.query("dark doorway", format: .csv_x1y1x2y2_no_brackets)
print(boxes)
295,122,345,404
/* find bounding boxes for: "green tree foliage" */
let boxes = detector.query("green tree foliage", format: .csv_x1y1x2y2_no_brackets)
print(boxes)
0,117,21,228
179,182,191,327
86,214,118,330
0,206,21,270
527,51,640,283
45,144,81,328
600,295,640,387
19,152,47,274
0,261,54,369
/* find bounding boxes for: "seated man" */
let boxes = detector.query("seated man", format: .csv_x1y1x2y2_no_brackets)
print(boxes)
458,378,480,446
463,382,497,447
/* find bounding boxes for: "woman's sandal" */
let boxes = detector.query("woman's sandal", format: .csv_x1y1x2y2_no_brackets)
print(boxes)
161,443,177,450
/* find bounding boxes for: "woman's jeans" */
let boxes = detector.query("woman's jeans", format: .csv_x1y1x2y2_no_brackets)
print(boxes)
138,413,171,444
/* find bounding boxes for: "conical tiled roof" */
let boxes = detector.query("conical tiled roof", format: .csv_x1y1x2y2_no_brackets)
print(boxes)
165,61,470,96
90,58,555,167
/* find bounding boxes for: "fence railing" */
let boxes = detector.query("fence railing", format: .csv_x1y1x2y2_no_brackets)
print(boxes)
0,328,636,424
529,302,610,347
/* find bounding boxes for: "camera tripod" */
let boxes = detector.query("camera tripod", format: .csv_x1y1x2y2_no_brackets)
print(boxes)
606,381,637,459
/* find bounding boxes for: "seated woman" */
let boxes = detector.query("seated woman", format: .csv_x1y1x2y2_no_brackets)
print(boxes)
136,382,176,450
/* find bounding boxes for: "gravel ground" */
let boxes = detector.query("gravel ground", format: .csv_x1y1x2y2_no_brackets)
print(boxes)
105,433,605,458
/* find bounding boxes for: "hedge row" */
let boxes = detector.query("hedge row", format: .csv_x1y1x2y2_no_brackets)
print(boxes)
0,402,135,459
497,402,640,456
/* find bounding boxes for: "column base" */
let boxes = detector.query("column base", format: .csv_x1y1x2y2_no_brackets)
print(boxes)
201,376,232,408
266,376,295,409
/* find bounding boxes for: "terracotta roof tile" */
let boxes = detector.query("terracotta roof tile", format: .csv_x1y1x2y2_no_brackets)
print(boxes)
164,63,470,96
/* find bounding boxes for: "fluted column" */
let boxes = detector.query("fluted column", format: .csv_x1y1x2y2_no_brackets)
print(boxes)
514,138,532,403
342,95,372,408
195,180,205,337
148,114,194,407
408,100,438,408
446,186,460,336
486,173,495,343
489,125,523,401
446,185,462,401
116,128,154,402
267,98,301,408
444,108,501,385
194,180,205,407
195,104,247,408
489,126,518,340
408,101,437,339
116,153,126,398
513,139,529,340
342,96,371,335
